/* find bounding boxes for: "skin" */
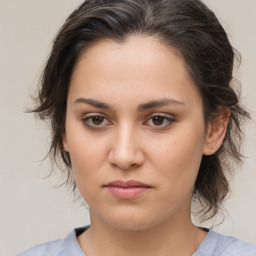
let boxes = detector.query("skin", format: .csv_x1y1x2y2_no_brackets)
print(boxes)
63,35,229,256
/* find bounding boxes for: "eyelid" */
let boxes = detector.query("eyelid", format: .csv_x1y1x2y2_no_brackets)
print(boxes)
81,113,112,128
146,112,175,120
81,112,175,129
82,112,108,118
143,113,176,128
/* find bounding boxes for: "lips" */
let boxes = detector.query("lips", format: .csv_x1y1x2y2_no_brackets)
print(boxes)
104,180,152,200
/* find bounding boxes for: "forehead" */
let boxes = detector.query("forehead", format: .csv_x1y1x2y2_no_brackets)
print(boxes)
73,35,190,79
69,35,202,108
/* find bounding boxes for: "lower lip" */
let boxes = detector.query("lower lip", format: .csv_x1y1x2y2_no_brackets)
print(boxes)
106,186,149,199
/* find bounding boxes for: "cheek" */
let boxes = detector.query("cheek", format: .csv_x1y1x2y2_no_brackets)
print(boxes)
68,138,106,205
65,127,108,189
147,127,205,185
65,116,106,165
147,138,203,214
69,138,106,174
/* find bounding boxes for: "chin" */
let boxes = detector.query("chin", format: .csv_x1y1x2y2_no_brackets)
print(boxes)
98,207,167,232
108,219,155,231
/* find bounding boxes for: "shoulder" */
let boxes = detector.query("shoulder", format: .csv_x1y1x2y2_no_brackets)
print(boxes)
194,230,256,256
214,232,256,256
16,239,63,256
16,226,88,256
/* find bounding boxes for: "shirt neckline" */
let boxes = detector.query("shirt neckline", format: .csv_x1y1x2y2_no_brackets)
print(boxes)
69,226,217,256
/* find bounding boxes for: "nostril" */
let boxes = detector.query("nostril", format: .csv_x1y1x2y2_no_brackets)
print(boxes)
108,148,144,170
109,160,139,170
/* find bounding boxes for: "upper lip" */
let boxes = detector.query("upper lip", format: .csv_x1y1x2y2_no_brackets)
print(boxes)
104,180,152,188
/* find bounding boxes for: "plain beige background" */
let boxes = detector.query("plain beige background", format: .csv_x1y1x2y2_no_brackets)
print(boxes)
0,0,255,255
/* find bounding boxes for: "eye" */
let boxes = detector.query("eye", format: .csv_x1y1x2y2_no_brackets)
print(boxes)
144,114,175,128
82,114,111,128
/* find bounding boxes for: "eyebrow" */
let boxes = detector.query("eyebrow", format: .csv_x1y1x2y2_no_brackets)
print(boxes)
73,98,112,109
138,98,184,111
72,98,184,111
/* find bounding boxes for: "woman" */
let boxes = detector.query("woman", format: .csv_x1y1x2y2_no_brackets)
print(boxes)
17,0,256,255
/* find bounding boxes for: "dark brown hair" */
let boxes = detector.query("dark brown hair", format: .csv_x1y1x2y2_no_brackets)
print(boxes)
33,0,249,221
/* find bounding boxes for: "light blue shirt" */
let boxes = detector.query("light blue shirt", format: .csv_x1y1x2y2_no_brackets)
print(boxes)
17,226,256,256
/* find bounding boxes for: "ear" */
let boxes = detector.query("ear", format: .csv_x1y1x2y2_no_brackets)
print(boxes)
62,133,69,152
203,108,230,156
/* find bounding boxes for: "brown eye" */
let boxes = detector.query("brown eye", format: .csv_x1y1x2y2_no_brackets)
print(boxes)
144,114,175,128
152,116,165,126
91,116,104,125
82,115,111,129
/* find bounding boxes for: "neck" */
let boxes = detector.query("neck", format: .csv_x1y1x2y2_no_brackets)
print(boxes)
78,211,207,256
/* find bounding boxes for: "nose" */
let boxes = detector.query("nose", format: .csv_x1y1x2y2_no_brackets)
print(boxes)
108,124,144,170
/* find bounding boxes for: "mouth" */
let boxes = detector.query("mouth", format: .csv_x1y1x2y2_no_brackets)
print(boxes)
103,180,152,200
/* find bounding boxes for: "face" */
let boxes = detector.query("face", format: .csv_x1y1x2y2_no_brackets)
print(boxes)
63,35,214,231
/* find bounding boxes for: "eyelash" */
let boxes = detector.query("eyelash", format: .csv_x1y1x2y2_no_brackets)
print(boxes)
144,114,175,128
81,113,176,129
82,114,112,129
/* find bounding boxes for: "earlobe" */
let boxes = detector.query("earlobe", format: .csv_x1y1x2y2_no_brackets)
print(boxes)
63,134,69,152
203,109,230,156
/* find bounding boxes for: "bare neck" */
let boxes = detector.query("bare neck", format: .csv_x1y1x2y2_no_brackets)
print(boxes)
77,213,207,256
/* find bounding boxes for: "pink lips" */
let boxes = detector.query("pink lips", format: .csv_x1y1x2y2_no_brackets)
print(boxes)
104,180,151,200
